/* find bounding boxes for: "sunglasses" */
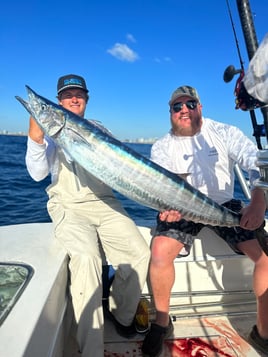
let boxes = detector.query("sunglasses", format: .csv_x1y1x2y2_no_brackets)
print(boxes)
172,100,198,113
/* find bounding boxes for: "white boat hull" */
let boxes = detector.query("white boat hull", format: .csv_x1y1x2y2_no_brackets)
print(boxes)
0,222,264,356
0,223,70,357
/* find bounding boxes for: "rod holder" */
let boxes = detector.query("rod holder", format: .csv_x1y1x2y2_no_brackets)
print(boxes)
254,150,268,189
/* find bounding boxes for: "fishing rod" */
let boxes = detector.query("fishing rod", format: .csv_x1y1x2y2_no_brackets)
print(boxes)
224,0,266,149
236,0,268,146
223,0,268,200
225,1,268,252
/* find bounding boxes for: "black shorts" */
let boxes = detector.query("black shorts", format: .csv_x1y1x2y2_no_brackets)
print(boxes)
154,199,256,256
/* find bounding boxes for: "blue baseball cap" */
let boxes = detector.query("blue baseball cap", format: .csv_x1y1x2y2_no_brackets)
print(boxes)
57,74,89,95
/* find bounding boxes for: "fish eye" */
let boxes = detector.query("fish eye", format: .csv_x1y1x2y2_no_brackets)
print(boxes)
41,104,47,110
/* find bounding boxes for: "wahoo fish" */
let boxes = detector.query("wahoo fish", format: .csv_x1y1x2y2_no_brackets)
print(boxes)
16,86,241,227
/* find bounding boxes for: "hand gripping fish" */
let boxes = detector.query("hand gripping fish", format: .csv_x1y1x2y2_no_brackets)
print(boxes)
15,86,268,253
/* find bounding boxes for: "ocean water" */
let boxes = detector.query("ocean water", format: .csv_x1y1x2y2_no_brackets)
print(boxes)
0,134,248,227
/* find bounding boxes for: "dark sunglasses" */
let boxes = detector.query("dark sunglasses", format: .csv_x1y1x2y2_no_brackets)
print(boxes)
172,100,198,112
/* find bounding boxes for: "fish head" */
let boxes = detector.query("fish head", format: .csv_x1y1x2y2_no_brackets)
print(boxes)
15,85,66,137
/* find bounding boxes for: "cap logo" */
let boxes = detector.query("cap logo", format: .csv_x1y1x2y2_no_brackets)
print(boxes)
63,78,83,86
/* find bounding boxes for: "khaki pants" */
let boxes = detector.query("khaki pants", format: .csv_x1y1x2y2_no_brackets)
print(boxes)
48,197,150,357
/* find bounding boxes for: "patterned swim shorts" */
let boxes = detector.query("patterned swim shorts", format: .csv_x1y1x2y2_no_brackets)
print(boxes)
154,199,257,256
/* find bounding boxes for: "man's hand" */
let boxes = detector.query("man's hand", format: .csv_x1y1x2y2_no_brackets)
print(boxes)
159,210,182,223
28,116,44,144
240,188,266,230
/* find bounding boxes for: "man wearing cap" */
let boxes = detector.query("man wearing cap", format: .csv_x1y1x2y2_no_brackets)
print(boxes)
25,74,150,357
142,85,268,356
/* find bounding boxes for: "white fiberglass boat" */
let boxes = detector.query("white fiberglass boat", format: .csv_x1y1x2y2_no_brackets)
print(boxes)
0,219,266,357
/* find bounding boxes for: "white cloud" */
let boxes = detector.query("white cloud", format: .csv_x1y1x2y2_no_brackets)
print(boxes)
126,33,136,43
107,43,139,62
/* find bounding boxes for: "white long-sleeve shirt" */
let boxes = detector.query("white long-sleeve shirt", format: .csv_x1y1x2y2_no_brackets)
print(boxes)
26,136,67,183
151,117,260,205
25,135,114,201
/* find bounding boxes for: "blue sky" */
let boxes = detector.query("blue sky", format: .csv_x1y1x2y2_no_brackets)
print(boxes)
1,0,267,142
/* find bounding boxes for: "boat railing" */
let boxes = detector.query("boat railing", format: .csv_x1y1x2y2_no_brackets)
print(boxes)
234,163,251,199
141,288,256,321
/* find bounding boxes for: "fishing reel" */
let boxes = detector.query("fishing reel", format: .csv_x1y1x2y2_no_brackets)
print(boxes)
223,65,266,111
223,65,242,83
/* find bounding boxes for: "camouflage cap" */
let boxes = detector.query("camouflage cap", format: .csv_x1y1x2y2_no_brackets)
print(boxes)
169,85,200,105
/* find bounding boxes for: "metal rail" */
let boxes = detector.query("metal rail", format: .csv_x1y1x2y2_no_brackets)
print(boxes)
142,289,256,319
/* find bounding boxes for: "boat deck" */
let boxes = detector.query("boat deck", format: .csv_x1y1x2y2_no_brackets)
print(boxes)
67,226,264,357
104,314,259,356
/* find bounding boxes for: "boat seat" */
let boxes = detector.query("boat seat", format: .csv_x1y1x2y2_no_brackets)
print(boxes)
138,226,256,320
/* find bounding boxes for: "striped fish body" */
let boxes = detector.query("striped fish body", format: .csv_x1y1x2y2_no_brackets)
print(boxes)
16,86,241,227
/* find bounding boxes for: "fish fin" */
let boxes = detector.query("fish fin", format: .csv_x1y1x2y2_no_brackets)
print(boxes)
87,119,115,138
